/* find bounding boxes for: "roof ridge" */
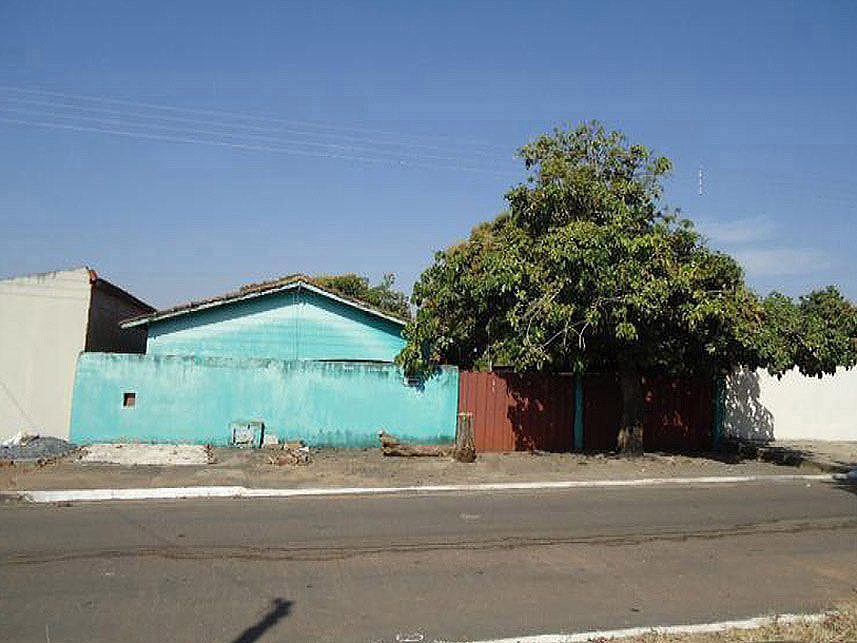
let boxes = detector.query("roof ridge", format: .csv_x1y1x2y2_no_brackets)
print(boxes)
122,274,408,328
238,273,310,294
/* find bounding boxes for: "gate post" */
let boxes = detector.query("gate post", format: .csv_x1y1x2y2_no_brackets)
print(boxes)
573,374,584,451
712,375,726,450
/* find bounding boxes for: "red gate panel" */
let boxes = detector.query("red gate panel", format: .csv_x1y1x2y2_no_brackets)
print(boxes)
458,372,576,452
460,371,713,453
581,374,622,451
644,377,713,452
581,374,713,452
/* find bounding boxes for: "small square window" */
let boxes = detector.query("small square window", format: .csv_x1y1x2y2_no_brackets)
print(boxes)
123,392,136,408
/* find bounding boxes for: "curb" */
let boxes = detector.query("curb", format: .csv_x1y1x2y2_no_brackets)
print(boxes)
3,473,844,504
440,611,828,643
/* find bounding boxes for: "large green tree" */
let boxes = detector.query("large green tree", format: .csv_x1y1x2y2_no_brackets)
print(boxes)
397,122,857,453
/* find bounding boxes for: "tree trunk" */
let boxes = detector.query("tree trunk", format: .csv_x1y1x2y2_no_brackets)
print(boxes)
617,362,644,456
453,412,477,463
382,444,451,457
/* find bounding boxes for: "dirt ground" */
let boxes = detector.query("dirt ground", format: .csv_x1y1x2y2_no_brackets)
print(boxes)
0,445,842,491
774,439,857,469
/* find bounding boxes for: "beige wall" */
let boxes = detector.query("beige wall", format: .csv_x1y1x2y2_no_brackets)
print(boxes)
724,367,857,442
0,268,92,441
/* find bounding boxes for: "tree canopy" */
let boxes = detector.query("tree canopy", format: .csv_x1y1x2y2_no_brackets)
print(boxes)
396,122,857,452
313,273,411,321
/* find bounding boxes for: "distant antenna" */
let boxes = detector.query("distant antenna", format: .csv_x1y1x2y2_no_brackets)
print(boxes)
698,164,704,196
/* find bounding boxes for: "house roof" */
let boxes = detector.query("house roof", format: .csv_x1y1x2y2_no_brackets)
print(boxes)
87,268,155,313
121,274,409,329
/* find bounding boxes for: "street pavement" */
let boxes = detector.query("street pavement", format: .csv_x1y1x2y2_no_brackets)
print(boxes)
1,479,856,642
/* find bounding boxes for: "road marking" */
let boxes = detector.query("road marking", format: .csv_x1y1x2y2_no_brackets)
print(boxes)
438,611,828,642
396,633,425,642
3,473,839,503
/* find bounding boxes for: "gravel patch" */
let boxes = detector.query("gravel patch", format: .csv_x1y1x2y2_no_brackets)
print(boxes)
0,437,77,461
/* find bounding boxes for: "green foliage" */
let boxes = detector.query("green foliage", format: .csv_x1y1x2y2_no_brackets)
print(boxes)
756,287,857,377
397,122,857,381
313,273,411,321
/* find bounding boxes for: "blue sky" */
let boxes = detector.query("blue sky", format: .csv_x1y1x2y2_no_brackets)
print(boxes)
1,1,855,308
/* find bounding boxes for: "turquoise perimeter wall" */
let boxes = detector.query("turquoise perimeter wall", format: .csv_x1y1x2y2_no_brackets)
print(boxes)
146,288,407,362
70,353,458,447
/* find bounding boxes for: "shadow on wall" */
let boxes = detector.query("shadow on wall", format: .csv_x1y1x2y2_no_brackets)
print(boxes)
724,368,774,442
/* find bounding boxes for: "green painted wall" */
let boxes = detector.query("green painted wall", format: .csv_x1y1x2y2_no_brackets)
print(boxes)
70,353,458,447
147,288,406,362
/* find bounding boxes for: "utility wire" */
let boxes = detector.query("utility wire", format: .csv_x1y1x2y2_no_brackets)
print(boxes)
0,115,511,175
0,84,505,152
0,102,512,167
0,93,511,157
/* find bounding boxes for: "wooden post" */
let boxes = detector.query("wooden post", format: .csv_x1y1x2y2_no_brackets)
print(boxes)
454,412,476,462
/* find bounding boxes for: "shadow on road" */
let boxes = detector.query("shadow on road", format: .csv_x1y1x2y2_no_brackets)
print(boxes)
230,598,292,643
681,443,822,468
831,479,857,500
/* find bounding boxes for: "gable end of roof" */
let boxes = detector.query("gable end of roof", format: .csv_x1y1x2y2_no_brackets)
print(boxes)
121,277,408,329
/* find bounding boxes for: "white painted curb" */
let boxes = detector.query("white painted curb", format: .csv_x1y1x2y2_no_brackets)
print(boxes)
4,473,836,503
440,611,828,642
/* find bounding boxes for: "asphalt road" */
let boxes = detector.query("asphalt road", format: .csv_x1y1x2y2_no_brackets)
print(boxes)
1,480,856,642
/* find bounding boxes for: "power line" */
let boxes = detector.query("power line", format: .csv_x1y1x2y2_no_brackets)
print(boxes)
0,84,505,152
0,93,511,157
0,102,511,166
0,115,511,176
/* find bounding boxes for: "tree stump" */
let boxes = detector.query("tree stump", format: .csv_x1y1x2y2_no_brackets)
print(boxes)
453,412,477,463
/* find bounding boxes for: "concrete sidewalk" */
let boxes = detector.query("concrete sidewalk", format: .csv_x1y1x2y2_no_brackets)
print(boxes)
2,444,853,493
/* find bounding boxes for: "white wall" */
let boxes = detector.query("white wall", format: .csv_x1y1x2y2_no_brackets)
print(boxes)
0,268,92,441
724,367,857,442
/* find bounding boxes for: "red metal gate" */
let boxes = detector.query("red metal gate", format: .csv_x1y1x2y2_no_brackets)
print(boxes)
458,371,576,452
582,374,713,452
644,376,713,451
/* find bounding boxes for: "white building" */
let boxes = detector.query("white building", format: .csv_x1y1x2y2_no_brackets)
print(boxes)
0,267,153,442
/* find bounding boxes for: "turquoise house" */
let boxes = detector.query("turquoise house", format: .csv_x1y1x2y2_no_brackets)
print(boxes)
69,276,459,447
127,277,409,361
